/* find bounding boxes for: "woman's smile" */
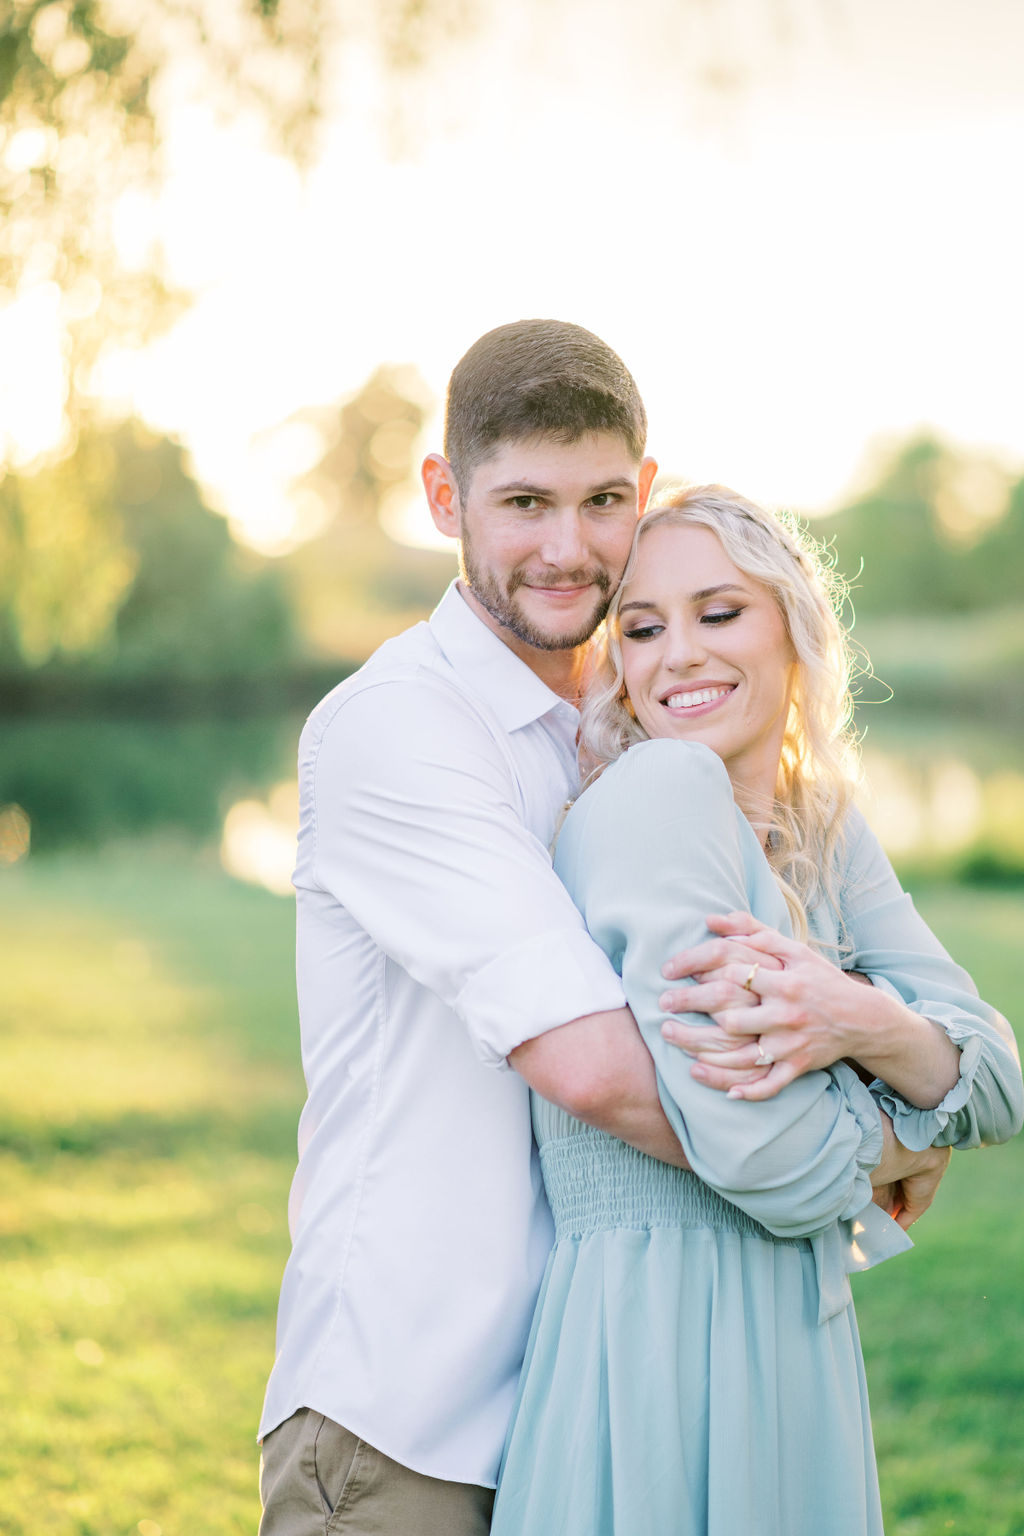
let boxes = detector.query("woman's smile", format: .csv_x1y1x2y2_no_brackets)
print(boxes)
659,682,737,717
618,523,796,804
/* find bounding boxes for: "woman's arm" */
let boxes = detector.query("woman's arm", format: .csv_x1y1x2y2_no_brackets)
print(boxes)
659,810,1024,1150
660,915,963,1108
555,740,889,1242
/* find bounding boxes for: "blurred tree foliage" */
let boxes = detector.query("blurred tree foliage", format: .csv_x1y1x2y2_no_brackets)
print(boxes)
0,0,332,386
0,418,299,684
0,362,454,697
814,435,1024,615
810,436,1024,719
282,363,455,660
1,0,815,437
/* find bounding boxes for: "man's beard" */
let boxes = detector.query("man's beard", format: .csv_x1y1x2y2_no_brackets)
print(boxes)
460,530,614,652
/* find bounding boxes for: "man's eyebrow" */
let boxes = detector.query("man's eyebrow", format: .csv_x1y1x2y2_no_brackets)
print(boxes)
487,477,637,497
618,583,747,613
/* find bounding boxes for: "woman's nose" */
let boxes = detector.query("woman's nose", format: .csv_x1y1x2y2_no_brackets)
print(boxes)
663,622,707,671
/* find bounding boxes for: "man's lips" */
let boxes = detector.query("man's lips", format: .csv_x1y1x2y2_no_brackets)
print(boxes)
524,583,594,598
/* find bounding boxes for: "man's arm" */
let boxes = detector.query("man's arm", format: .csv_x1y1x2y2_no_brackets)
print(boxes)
509,1009,692,1170
311,676,689,1164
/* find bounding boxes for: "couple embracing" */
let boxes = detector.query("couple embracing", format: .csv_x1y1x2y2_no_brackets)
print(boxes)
257,321,1022,1536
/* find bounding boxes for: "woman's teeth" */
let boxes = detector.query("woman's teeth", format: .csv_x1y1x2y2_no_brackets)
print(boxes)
664,687,732,710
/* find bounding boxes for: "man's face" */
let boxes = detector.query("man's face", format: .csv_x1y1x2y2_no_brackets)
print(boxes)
455,433,654,653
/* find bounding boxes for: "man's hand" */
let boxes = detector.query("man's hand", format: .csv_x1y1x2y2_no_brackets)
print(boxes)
871,1144,952,1231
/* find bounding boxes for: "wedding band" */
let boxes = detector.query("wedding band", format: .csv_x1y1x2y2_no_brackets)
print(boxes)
742,963,760,993
754,1041,773,1067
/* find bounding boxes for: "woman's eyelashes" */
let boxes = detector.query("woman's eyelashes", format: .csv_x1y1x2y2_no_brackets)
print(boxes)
621,622,663,642
621,607,744,642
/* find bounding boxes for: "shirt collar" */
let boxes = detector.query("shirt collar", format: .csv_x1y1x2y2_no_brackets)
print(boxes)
429,582,580,734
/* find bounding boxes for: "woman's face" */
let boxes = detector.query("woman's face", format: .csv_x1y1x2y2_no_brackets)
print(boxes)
618,522,797,795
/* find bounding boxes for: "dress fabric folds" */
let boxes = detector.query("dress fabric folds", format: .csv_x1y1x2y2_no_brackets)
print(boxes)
492,739,1020,1535
492,1113,882,1536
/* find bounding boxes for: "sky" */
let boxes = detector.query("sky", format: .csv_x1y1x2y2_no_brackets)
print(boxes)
5,0,1024,552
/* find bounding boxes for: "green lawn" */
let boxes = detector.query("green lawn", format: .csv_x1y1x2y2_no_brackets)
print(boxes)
0,848,302,1536
1,849,1022,1535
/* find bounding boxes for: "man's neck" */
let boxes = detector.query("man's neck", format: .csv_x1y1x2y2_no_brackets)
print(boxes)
455,582,588,706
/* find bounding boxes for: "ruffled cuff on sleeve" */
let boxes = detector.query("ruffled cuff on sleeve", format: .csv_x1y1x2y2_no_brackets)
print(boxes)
831,1060,885,1191
865,980,980,1151
808,1063,915,1323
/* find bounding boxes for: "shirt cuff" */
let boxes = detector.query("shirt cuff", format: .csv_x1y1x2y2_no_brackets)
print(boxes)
455,928,627,1069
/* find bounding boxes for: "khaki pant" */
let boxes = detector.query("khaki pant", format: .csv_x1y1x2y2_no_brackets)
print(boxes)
258,1408,495,1536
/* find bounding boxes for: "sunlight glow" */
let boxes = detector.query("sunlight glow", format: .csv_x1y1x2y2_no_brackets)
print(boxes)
0,287,66,467
220,782,298,896
4,1,1024,548
0,804,31,866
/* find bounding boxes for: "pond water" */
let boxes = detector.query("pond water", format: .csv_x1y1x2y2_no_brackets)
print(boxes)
1,709,1022,889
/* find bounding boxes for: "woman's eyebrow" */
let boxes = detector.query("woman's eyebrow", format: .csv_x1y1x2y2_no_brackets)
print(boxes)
619,583,746,614
690,583,748,601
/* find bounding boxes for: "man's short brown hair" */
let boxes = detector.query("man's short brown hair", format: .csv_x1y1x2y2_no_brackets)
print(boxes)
443,319,647,493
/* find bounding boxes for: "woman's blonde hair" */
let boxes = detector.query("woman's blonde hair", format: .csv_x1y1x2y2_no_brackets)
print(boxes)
580,484,863,941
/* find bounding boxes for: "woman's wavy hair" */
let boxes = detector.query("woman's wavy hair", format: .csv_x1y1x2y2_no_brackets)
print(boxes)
580,484,864,942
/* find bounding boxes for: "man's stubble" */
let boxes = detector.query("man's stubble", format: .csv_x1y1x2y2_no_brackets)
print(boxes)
459,522,616,653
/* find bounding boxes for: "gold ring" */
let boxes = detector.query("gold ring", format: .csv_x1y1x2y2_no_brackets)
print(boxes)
742,963,760,993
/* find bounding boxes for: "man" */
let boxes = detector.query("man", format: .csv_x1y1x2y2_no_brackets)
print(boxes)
258,320,686,1535
257,320,950,1534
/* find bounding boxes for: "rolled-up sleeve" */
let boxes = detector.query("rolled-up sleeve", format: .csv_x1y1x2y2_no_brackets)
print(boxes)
301,673,626,1066
840,809,1024,1150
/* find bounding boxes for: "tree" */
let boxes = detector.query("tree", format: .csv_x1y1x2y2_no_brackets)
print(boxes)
282,364,456,659
0,417,298,679
814,435,1021,616
0,0,333,423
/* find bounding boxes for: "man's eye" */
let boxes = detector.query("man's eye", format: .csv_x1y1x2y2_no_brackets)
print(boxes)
589,493,619,508
510,495,539,509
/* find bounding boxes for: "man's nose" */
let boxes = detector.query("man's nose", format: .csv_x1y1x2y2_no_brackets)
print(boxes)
538,511,589,572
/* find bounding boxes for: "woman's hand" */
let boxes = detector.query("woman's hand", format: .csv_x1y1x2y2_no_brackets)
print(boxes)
659,911,881,1102
660,910,964,1109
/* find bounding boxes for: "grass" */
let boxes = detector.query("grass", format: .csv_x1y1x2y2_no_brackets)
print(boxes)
852,885,1024,1536
0,845,302,1536
1,848,1022,1534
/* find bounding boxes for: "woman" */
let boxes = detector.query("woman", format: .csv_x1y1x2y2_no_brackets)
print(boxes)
490,487,1022,1536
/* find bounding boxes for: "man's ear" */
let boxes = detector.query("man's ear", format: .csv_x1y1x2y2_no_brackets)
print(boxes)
638,456,658,515
422,454,462,540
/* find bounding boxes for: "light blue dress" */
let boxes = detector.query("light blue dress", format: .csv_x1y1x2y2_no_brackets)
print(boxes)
492,740,1022,1536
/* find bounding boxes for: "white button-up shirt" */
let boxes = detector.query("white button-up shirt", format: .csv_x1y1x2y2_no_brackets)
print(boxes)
259,582,627,1486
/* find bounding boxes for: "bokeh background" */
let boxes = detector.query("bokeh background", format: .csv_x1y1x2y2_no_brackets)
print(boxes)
1,2,1022,1532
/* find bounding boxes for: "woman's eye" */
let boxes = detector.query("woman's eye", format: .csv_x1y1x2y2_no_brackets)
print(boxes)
701,608,743,625
622,624,663,641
